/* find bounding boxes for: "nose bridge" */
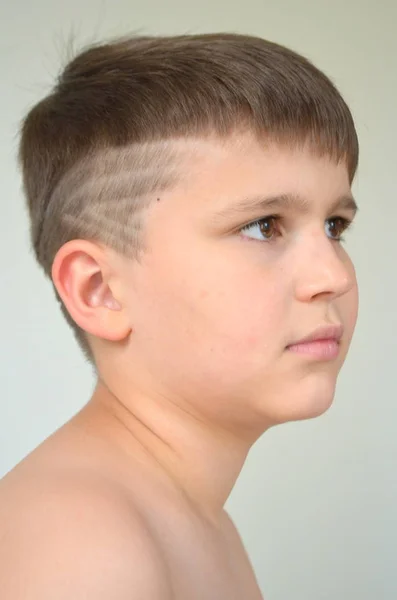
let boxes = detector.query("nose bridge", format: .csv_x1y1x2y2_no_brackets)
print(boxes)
294,230,352,300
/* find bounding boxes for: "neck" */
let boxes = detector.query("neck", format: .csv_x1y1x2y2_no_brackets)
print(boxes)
78,377,257,523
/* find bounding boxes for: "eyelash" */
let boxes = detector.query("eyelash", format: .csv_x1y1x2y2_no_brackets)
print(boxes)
239,215,353,243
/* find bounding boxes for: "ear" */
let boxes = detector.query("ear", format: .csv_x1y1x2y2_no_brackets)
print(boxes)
51,240,132,342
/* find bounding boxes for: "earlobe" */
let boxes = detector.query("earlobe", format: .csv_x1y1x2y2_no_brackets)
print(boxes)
51,240,132,342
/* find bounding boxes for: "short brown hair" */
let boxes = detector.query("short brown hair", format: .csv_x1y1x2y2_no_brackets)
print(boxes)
18,32,359,362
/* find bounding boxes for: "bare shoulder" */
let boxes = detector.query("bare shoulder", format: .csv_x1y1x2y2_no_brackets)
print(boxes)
0,469,172,599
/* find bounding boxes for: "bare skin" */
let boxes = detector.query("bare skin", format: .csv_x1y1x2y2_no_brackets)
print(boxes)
0,133,358,598
0,393,262,599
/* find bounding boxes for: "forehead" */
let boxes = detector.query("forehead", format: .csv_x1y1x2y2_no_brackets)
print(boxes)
85,132,350,207
159,133,352,221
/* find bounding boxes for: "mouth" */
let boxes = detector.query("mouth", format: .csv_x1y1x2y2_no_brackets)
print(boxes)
286,324,343,361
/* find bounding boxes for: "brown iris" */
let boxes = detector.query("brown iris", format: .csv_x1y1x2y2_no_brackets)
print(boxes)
327,217,348,240
259,217,278,239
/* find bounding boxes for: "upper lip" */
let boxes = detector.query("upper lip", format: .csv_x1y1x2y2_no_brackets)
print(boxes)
288,324,344,346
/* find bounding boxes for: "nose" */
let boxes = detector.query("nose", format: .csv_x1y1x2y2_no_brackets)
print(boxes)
294,234,355,303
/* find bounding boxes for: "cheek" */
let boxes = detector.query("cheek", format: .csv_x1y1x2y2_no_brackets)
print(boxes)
346,284,359,332
336,268,359,347
346,263,359,326
134,241,288,381
189,268,287,357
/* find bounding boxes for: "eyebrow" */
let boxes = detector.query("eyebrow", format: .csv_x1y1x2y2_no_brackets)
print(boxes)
210,192,358,222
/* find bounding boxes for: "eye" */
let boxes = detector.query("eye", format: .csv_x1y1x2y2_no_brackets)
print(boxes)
325,217,352,241
240,216,280,242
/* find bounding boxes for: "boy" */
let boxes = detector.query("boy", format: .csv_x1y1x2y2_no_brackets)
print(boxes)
0,33,359,598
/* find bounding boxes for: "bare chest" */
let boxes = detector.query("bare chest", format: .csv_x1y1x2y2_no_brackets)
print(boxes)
169,544,263,600
150,510,263,600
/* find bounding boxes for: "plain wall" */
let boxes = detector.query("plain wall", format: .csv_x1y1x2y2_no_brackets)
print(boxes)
1,1,396,598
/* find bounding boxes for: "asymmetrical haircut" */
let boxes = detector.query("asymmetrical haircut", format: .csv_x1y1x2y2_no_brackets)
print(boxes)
19,32,359,362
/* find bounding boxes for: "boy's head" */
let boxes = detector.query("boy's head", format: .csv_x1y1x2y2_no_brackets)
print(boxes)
19,33,358,431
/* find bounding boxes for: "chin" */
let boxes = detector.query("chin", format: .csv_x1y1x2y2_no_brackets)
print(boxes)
268,375,338,425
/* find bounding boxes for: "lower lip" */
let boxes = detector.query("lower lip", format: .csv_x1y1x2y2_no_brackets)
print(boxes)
286,339,340,360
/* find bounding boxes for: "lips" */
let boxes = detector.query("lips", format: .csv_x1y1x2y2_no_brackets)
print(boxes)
288,324,343,346
286,324,343,360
